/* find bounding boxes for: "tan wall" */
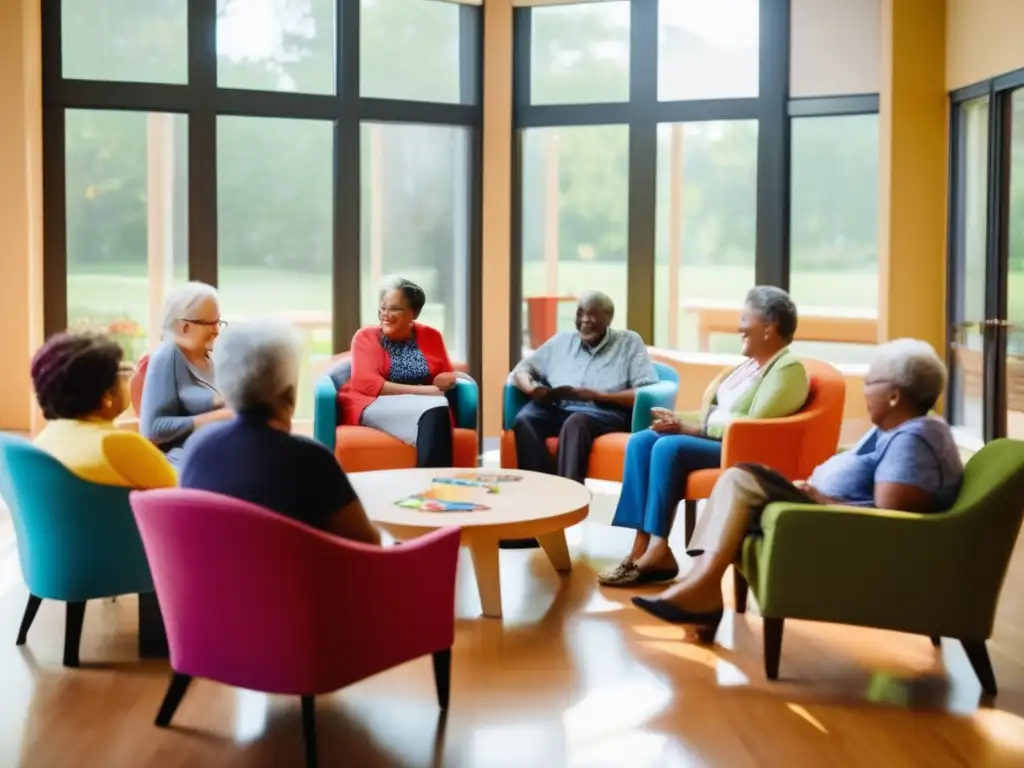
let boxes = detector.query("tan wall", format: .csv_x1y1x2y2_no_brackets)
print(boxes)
877,0,947,357
947,0,1024,89
0,0,44,432
480,0,513,436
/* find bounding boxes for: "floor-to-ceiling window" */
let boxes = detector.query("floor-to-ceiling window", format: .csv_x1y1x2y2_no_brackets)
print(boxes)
948,70,1024,442
44,0,482,420
511,0,883,367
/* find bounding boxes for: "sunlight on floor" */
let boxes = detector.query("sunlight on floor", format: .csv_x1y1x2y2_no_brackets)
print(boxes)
233,689,269,742
562,679,673,750
786,703,830,734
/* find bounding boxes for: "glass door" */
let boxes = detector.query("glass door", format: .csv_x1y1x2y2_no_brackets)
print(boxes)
1006,89,1024,439
948,96,990,442
949,84,1024,442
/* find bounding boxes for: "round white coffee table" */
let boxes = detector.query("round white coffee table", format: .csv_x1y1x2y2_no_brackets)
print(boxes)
348,468,591,618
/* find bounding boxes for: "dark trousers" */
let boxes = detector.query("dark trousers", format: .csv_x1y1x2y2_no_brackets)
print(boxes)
512,403,631,483
416,392,458,468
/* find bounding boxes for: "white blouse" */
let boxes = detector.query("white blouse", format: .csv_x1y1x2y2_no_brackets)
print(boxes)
705,359,761,429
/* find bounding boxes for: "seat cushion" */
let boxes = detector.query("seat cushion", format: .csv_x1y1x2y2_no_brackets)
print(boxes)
684,468,722,501
335,426,477,473
498,430,630,482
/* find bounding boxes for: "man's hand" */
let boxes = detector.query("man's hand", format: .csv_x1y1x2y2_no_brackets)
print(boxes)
565,387,599,402
529,385,554,405
433,372,458,392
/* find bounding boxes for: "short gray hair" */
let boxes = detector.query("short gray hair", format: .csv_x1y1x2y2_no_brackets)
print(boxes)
578,290,615,317
162,282,219,334
379,276,427,316
213,321,303,414
869,338,947,412
745,286,798,342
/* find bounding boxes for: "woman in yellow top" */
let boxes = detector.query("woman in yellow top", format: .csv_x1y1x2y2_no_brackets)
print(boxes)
31,332,176,489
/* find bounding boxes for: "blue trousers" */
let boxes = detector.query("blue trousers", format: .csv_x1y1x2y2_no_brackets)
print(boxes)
611,430,722,538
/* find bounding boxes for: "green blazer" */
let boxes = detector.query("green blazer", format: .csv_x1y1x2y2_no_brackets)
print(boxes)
684,348,810,440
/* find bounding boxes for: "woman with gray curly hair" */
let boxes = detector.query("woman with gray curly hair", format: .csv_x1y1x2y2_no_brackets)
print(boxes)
601,285,810,587
338,276,460,467
633,338,963,636
179,321,379,544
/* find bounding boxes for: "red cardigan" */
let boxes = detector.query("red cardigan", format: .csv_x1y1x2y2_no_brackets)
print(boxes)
338,323,455,426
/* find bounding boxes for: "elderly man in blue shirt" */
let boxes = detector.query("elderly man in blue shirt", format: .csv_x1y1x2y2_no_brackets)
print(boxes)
511,290,658,484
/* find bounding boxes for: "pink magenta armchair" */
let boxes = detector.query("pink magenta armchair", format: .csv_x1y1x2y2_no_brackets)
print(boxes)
129,488,460,767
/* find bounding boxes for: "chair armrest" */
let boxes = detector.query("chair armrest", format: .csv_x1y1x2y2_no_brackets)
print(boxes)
632,381,678,433
322,527,461,660
313,374,339,453
503,382,530,431
720,417,810,478
753,502,970,633
452,377,478,430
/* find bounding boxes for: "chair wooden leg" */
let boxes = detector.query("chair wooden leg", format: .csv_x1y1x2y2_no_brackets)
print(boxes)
155,673,193,727
733,569,749,615
929,635,941,647
961,641,997,696
684,500,697,545
432,648,452,710
763,618,784,681
16,595,42,646
63,601,87,667
301,695,317,768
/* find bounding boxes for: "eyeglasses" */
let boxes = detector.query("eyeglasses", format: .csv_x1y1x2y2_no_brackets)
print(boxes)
864,378,892,388
181,318,227,329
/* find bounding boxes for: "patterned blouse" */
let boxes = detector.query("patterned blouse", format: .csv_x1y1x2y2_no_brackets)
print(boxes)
380,331,430,385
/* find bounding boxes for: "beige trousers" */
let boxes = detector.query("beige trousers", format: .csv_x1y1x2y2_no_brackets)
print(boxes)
687,467,770,556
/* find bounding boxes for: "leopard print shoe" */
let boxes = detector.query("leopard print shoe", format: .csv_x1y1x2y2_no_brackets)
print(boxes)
597,557,640,586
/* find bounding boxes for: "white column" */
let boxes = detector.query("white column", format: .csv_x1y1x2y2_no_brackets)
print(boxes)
147,112,175,353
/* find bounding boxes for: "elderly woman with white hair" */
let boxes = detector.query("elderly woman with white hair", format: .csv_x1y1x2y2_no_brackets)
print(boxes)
139,282,233,463
632,338,964,636
180,322,380,544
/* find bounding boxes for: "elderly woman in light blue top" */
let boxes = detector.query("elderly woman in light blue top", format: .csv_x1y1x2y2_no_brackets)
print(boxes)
140,282,234,464
632,339,963,636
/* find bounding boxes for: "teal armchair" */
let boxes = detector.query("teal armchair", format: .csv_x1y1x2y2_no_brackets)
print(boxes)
737,438,1024,695
0,435,157,667
499,361,680,481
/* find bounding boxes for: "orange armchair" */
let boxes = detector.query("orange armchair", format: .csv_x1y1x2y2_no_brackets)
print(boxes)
682,358,846,606
313,353,478,472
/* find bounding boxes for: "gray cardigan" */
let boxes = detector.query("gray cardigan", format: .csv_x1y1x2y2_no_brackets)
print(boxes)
139,342,220,458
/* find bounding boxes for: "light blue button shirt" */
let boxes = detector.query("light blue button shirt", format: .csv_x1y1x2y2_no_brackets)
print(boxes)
512,328,658,407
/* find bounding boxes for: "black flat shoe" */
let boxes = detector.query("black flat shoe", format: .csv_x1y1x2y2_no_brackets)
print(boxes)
631,596,724,643
635,567,680,585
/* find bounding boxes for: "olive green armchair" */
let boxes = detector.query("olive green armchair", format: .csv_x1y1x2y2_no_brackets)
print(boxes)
736,438,1024,695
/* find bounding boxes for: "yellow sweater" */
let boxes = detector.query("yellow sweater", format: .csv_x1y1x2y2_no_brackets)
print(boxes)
34,419,177,489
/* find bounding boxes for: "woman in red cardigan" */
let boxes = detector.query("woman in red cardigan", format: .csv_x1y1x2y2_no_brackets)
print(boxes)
338,277,458,467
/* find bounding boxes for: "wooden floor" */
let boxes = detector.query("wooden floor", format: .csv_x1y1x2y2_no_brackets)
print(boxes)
2,488,1024,767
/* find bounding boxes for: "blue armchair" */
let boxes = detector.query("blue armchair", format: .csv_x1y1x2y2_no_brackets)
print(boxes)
0,435,156,666
499,361,680,481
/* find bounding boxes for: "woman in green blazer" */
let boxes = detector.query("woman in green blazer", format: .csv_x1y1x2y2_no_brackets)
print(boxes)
599,286,810,587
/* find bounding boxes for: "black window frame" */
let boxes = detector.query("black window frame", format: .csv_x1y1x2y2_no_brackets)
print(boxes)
508,0,882,366
41,0,485,393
